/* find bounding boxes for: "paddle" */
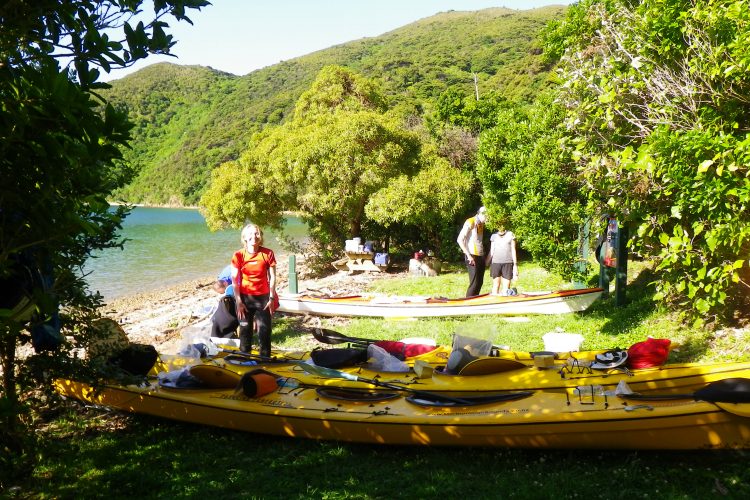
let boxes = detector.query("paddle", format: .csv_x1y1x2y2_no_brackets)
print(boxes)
219,349,305,364
312,328,514,356
311,328,375,346
296,362,533,407
621,378,750,417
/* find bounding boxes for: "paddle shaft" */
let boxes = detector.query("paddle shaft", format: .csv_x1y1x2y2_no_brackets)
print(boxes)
220,349,304,363
353,374,478,405
312,328,511,353
622,378,750,417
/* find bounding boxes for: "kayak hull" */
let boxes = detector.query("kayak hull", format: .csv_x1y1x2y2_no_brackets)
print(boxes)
55,375,750,449
277,288,603,317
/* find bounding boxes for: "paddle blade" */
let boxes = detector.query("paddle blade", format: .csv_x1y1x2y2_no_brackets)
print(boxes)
406,391,534,407
311,328,370,346
695,378,750,403
297,362,359,381
311,328,345,345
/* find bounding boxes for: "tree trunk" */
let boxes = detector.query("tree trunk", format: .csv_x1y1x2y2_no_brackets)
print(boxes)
0,329,20,437
349,219,361,239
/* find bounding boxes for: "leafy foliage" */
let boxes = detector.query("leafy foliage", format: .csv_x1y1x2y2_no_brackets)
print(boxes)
429,87,510,135
553,0,750,322
0,0,207,485
476,92,588,280
103,6,566,206
365,144,476,257
201,66,425,264
539,0,613,63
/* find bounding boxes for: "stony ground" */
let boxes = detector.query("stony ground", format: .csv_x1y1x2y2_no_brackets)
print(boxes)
102,258,404,353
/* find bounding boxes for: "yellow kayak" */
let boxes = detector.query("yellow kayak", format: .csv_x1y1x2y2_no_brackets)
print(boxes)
163,335,715,398
54,364,750,449
206,355,750,397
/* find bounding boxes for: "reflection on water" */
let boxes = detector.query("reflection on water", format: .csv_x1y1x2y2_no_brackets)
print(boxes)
84,207,306,300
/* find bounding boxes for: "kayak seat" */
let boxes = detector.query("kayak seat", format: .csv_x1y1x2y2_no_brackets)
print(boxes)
433,357,528,376
458,357,527,376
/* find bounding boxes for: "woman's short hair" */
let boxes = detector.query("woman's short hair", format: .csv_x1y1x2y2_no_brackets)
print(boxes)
240,223,263,245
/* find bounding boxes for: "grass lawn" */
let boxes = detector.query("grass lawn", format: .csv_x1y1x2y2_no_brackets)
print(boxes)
275,261,736,363
23,410,750,499
10,262,750,498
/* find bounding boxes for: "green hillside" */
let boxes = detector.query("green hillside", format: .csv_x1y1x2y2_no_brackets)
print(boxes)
106,6,566,206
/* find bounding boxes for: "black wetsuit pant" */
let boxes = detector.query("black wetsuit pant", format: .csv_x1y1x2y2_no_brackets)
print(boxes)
238,293,272,357
211,296,239,338
465,254,485,297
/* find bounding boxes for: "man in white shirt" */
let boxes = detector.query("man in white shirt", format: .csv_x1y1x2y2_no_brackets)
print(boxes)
457,206,487,297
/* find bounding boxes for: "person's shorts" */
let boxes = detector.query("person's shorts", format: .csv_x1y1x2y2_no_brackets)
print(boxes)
490,263,514,280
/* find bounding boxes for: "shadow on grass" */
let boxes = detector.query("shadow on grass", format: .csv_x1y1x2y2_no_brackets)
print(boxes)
584,268,660,333
22,407,750,499
580,268,713,360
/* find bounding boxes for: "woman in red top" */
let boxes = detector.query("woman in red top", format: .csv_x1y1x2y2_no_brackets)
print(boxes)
231,223,277,357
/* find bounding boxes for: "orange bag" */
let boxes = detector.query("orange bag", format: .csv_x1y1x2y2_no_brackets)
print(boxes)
241,371,278,397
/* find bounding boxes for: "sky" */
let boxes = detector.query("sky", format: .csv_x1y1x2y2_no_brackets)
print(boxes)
103,0,572,81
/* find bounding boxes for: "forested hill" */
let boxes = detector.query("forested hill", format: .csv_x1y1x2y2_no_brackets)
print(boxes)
106,6,566,206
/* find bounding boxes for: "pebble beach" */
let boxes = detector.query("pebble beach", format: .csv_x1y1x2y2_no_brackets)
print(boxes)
103,258,404,353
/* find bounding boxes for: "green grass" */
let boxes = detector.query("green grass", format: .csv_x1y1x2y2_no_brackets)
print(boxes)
18,409,750,499
10,262,750,498
275,261,725,363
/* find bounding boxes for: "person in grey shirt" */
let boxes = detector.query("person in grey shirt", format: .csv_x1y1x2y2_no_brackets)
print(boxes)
486,228,518,295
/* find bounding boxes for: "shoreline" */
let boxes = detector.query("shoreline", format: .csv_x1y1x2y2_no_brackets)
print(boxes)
108,201,199,209
109,201,302,218
105,258,404,353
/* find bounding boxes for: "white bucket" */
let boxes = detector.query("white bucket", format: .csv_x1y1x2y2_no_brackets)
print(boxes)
542,332,584,352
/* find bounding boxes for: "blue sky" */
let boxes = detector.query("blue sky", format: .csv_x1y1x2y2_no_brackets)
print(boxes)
104,0,571,81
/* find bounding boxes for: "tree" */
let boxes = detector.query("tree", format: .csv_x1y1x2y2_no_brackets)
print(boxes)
365,144,475,258
201,66,427,265
0,0,208,484
476,92,589,280
429,86,509,135
553,0,750,323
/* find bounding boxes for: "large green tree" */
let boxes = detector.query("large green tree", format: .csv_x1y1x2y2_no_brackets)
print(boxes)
201,66,438,264
0,0,207,483
476,91,589,280
365,143,475,258
553,0,750,322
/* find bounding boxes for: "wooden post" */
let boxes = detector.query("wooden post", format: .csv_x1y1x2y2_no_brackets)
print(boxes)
574,221,589,289
615,225,628,306
288,254,298,294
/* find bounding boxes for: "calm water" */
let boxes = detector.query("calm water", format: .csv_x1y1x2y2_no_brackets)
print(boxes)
85,207,306,300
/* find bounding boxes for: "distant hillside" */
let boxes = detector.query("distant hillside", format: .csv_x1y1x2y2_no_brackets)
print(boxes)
105,6,566,206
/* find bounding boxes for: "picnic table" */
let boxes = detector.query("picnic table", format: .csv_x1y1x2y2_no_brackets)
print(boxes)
332,251,389,273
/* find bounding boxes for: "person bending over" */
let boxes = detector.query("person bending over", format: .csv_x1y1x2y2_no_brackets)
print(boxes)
211,265,238,338
486,227,518,295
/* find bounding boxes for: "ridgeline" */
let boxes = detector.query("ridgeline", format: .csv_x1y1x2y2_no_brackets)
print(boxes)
104,6,565,206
